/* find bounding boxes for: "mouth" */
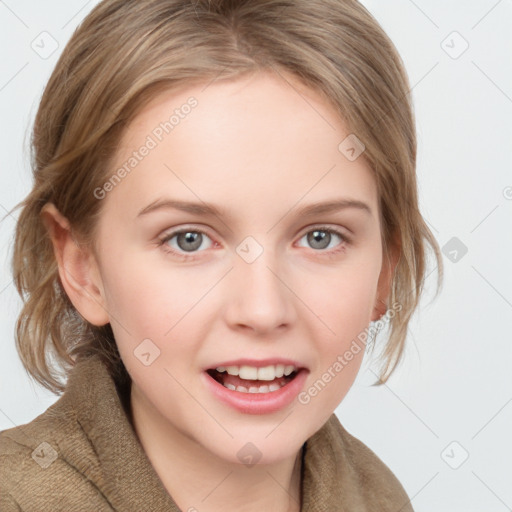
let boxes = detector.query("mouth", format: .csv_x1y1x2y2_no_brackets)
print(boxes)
206,363,300,394
202,360,309,414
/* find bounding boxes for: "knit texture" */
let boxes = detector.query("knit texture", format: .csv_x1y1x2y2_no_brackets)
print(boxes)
0,354,414,511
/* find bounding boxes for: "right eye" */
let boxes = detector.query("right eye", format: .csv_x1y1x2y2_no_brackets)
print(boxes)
158,228,215,260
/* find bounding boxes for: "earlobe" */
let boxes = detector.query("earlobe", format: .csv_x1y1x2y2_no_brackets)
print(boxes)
40,203,110,326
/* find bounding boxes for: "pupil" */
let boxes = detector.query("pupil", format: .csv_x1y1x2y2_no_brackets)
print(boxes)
178,232,202,251
309,230,329,249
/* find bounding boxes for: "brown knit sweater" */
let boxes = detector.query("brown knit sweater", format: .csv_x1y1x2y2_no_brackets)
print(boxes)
0,354,414,511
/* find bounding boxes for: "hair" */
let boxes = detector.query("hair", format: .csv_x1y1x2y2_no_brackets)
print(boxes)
7,0,443,395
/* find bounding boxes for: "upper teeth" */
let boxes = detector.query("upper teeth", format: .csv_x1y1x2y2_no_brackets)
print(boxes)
215,364,296,381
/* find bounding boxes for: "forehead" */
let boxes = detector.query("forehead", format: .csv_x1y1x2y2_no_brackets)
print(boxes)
105,70,378,223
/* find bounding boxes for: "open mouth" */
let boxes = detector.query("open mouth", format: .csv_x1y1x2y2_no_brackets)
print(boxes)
206,365,300,394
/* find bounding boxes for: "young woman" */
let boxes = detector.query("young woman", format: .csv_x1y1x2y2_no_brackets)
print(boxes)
0,1,442,510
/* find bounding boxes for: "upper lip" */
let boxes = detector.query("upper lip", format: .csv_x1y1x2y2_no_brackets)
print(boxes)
205,358,306,371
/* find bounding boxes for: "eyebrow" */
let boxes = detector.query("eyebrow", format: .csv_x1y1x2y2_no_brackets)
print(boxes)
137,197,372,219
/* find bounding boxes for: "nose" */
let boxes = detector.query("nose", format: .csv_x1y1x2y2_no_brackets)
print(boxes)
223,246,296,335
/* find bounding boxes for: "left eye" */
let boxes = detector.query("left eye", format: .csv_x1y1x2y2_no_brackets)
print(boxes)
296,228,347,251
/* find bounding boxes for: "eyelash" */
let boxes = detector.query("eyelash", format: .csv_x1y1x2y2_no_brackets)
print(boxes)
157,225,351,262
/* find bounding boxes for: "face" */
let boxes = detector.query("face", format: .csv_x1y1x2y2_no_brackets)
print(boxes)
88,70,388,465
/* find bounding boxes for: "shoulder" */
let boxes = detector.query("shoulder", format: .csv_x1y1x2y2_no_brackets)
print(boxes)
0,398,111,511
0,491,21,511
0,406,64,496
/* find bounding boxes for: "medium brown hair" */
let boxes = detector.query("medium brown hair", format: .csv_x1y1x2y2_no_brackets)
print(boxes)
8,0,443,394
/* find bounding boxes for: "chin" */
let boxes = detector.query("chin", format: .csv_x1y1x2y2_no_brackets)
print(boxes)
204,431,306,468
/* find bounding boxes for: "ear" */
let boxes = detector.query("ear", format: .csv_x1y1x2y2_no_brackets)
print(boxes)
371,233,401,322
40,203,110,326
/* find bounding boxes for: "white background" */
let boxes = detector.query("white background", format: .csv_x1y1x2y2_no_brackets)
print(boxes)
0,1,511,510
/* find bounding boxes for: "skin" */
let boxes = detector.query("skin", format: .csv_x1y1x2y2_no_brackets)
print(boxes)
42,70,397,512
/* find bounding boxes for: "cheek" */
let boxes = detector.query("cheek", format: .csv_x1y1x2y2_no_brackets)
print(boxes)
100,254,212,377
299,256,381,340
295,252,381,407
296,265,377,418
100,251,190,335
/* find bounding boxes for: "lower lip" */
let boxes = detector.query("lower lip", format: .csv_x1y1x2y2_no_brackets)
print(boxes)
202,369,309,415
